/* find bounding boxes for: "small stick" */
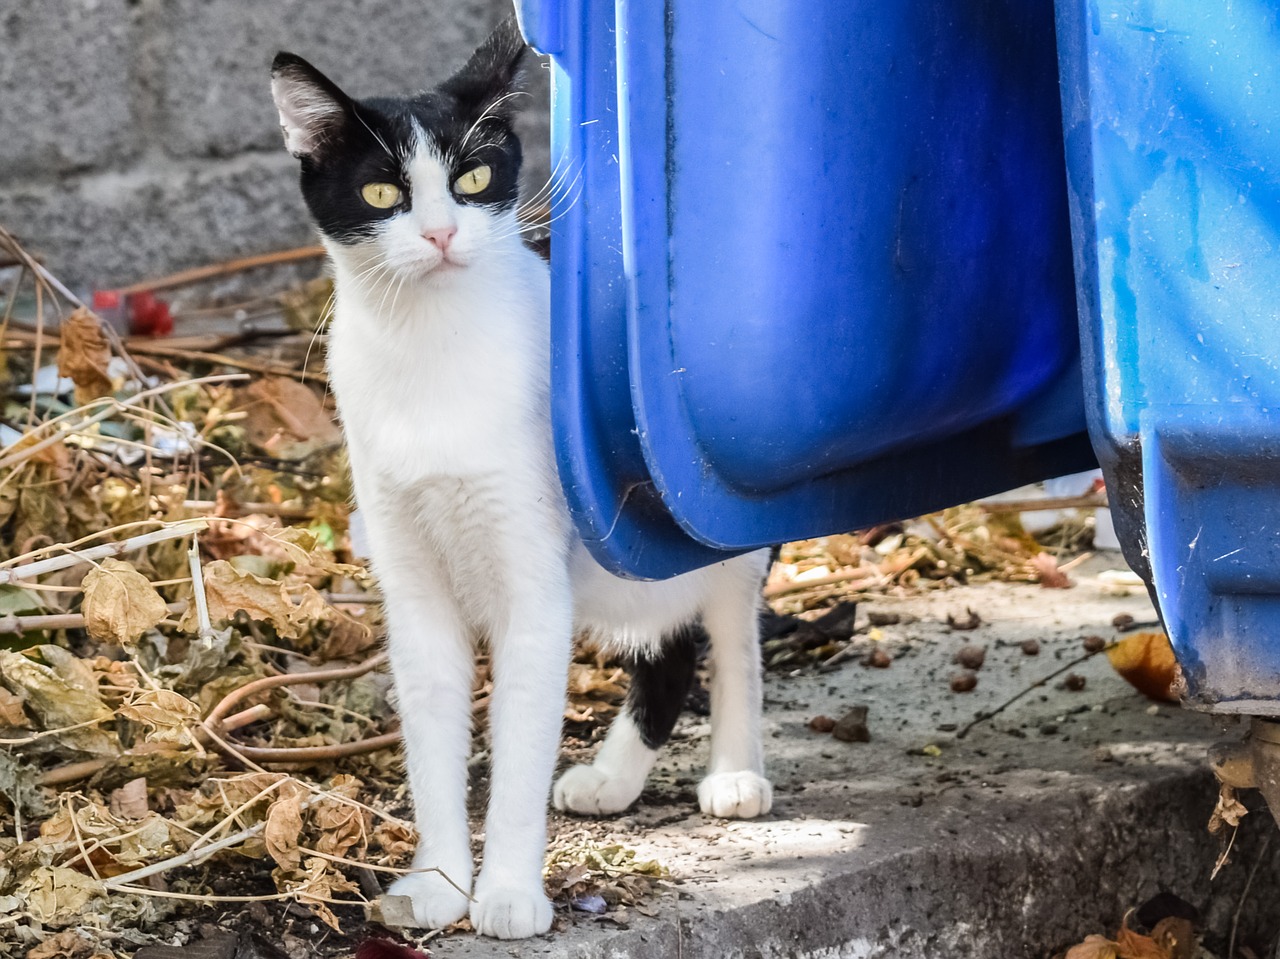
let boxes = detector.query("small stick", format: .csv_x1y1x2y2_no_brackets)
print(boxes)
183,499,324,520
127,344,326,383
818,643,864,673
115,245,326,295
764,567,880,600
1057,551,1094,573
36,703,273,787
974,493,1108,514
1228,834,1273,959
0,372,248,472
0,520,206,584
0,602,185,635
187,537,214,646
208,729,401,764
201,652,398,765
104,793,323,886
203,652,388,730
955,644,1114,740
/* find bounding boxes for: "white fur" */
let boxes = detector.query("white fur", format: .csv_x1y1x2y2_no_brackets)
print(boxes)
325,133,771,940
271,72,345,158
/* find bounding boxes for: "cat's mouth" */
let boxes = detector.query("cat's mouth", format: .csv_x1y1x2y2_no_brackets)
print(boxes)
415,252,466,277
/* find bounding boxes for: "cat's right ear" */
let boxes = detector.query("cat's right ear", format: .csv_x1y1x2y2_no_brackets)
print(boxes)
270,53,353,159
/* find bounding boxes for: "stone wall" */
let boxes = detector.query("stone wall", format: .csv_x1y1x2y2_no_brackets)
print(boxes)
0,0,551,293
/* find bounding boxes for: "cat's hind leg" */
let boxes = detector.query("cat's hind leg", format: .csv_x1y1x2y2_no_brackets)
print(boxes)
553,626,699,816
697,560,773,819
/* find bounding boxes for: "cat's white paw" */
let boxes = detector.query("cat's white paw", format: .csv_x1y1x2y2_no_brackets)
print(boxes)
470,881,553,939
386,868,472,929
697,770,773,819
553,764,643,816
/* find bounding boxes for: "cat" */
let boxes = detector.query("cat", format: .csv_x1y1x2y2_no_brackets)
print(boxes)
270,16,772,940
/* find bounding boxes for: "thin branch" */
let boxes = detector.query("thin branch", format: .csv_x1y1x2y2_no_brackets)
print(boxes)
1228,834,1273,959
974,493,1108,515
116,245,326,296
764,567,883,600
0,520,206,584
0,372,248,472
188,537,214,645
203,653,388,729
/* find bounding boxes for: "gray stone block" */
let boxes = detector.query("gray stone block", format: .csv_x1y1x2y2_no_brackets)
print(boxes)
150,0,514,160
0,0,139,177
0,152,315,291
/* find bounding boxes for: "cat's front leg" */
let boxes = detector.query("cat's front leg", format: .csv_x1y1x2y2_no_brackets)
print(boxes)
374,553,477,928
470,569,573,939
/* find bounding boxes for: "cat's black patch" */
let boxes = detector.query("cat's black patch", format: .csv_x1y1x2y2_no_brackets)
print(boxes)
626,625,701,750
272,16,527,245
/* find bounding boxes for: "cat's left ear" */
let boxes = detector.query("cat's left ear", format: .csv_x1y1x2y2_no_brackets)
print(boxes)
270,53,354,159
441,15,528,116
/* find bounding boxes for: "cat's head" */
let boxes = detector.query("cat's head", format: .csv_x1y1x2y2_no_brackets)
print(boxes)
270,17,527,284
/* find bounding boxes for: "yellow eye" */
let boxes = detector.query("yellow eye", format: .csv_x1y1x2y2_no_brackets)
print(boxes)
361,182,402,209
454,165,492,196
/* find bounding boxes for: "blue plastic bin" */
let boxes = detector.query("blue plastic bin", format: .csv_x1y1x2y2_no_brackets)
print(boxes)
1055,1,1280,712
520,0,1094,579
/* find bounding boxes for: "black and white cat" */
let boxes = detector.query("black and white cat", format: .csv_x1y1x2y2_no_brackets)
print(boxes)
270,17,771,940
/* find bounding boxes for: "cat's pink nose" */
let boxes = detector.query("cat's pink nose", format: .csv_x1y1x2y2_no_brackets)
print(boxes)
423,226,457,252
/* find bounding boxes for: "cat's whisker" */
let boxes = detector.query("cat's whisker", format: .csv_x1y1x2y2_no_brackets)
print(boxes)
489,172,585,246
353,105,397,163
455,90,531,156
490,164,584,246
517,153,577,218
301,287,340,382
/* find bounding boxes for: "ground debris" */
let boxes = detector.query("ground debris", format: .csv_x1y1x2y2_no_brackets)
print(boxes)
543,834,668,919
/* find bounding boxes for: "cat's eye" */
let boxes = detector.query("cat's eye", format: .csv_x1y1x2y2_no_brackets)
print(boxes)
454,165,492,196
361,182,402,209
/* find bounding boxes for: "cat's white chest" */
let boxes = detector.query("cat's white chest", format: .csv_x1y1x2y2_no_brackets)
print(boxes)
328,284,546,484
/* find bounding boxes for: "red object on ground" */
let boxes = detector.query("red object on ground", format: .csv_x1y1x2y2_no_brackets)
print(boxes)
91,288,174,337
354,938,430,959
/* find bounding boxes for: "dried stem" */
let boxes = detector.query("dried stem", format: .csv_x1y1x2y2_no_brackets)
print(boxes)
200,652,400,764
0,372,248,473
0,520,206,584
187,536,214,644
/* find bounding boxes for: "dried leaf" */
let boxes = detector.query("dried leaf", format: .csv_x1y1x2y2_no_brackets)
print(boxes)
276,855,361,931
1114,923,1169,959
1208,783,1248,834
25,928,101,959
264,791,305,872
108,776,150,820
180,560,322,640
239,377,341,460
320,609,376,660
0,686,30,727
311,775,367,859
117,689,200,746
82,558,168,645
57,308,113,405
18,865,104,926
1106,631,1180,703
372,819,416,863
1065,937,1118,959
0,649,114,748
